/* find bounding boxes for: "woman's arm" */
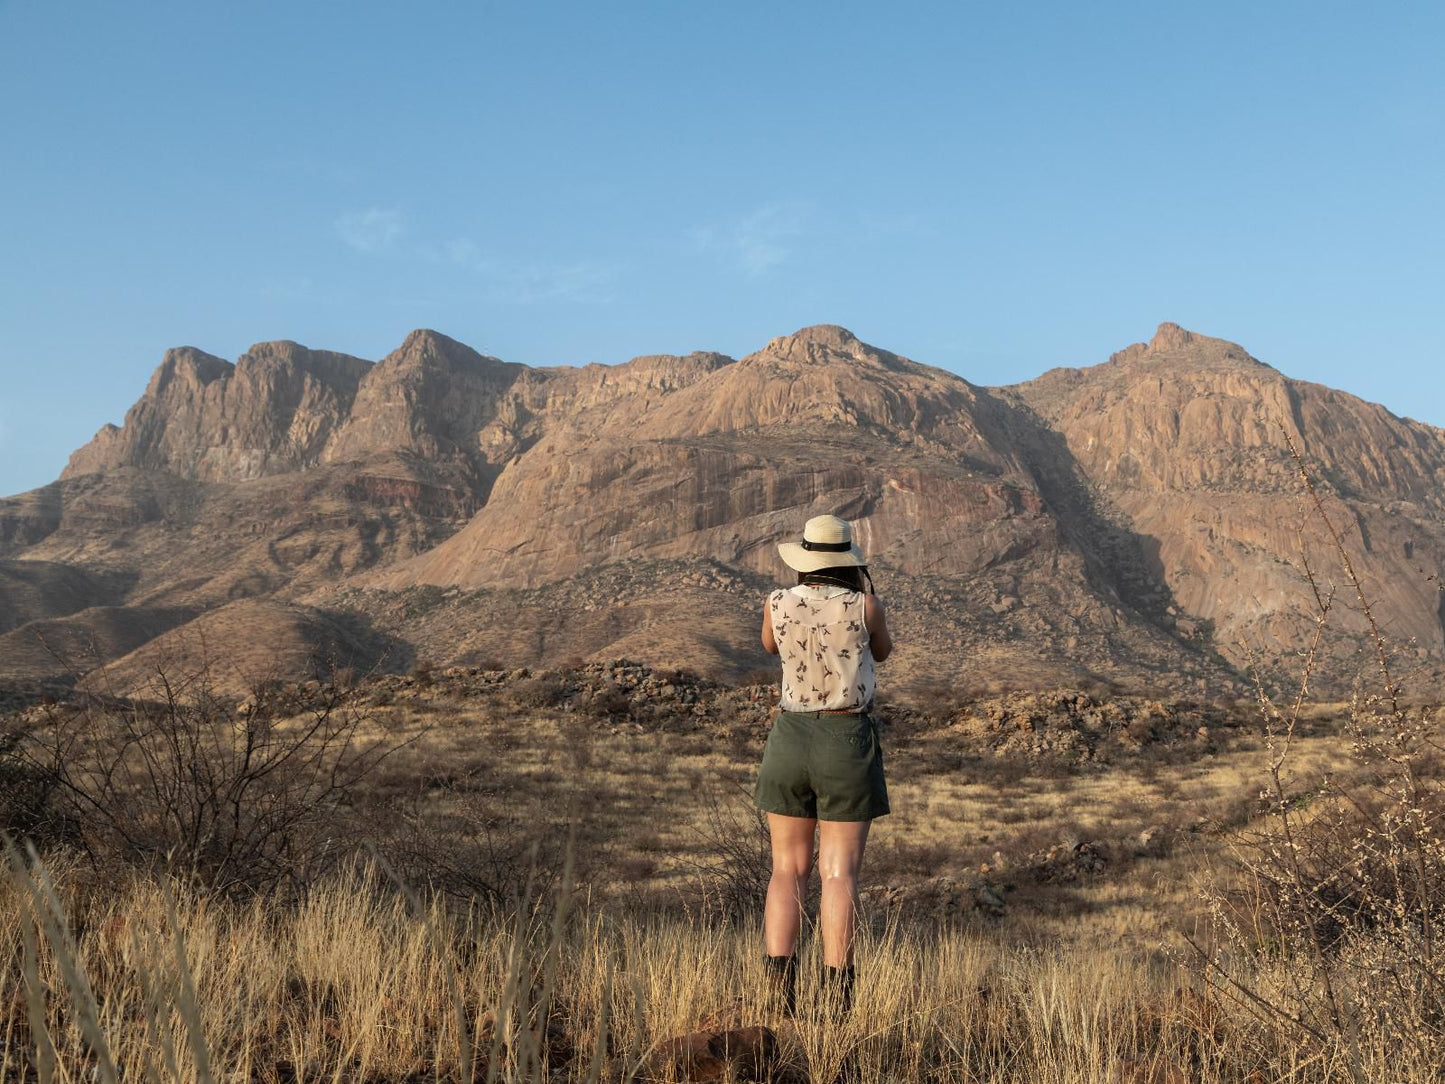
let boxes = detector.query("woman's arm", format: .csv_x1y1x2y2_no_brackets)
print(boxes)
864,594,893,663
761,604,779,655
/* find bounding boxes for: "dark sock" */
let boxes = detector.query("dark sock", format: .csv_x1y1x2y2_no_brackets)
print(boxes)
764,954,797,1016
823,964,855,1015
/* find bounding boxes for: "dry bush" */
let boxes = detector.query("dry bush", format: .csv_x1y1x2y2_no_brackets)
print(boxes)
586,685,633,719
358,716,605,909
1191,430,1445,1082
0,727,75,850
508,673,570,711
378,788,585,907
6,660,405,899
679,783,775,921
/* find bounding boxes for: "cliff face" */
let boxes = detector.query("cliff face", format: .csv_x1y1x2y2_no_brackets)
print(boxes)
64,342,373,482
6,321,1444,695
1009,323,1445,661
322,330,523,483
376,325,1045,590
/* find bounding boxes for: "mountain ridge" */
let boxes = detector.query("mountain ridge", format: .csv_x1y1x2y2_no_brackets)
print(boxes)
5,322,1442,699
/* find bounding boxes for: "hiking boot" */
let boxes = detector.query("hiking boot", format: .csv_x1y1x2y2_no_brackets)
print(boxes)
821,964,855,1017
763,954,797,1017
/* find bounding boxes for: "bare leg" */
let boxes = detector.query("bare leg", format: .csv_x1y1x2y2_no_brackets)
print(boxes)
764,813,816,956
817,819,871,967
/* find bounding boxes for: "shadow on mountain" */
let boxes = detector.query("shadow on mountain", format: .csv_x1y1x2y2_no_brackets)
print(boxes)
0,605,201,688
0,560,139,634
73,600,415,700
980,391,1219,659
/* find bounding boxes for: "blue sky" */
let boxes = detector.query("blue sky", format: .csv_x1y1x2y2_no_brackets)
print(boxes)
2,1,1442,498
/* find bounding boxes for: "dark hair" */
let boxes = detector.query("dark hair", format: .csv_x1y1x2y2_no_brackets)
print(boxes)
799,565,869,593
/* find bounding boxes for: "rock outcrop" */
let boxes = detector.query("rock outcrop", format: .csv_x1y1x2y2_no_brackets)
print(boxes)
1007,324,1445,663
373,325,1045,589
64,342,372,482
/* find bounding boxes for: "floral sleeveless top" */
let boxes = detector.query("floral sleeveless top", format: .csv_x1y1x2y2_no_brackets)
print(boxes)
769,585,875,713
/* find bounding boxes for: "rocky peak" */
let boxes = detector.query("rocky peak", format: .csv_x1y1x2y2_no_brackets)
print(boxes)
234,341,373,395
1104,322,1268,374
623,325,983,442
752,324,921,375
1013,319,1445,510
382,329,511,376
322,331,526,479
1015,323,1279,422
145,347,233,397
1148,322,1196,351
67,341,374,482
766,324,859,351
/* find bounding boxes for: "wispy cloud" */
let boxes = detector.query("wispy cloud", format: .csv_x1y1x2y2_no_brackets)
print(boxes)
259,276,349,306
333,210,618,303
492,260,618,304
692,203,809,276
425,237,619,304
334,207,405,252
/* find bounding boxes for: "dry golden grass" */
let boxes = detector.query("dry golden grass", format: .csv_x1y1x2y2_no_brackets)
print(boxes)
4,685,1421,1084
0,848,1311,1084
5,651,1438,1082
356,679,1368,949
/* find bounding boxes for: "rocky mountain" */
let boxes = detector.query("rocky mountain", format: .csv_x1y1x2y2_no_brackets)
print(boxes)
371,325,1043,589
1005,324,1445,665
2,322,1441,700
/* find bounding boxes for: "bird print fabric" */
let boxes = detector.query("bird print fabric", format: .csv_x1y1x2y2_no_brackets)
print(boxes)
770,585,875,712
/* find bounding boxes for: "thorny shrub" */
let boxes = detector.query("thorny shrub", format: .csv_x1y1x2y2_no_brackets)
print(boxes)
5,660,405,900
0,728,74,850
374,776,596,907
679,782,775,921
1192,429,1445,1082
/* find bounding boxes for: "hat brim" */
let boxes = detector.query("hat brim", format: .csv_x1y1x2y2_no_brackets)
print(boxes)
778,542,866,572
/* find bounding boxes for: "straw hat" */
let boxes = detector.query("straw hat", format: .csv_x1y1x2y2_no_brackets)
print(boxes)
777,515,866,572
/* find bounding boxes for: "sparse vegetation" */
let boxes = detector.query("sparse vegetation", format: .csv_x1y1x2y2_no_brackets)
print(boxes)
0,843,1360,1084
1188,433,1445,1081
3,662,406,899
2,432,1443,1079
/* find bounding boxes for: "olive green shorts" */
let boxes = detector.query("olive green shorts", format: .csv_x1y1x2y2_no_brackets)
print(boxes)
754,711,890,822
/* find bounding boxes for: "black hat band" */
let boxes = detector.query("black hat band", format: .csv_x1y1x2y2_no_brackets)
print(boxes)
801,539,852,552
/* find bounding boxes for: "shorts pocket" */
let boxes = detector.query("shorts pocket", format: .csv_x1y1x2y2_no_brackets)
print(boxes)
821,717,870,751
